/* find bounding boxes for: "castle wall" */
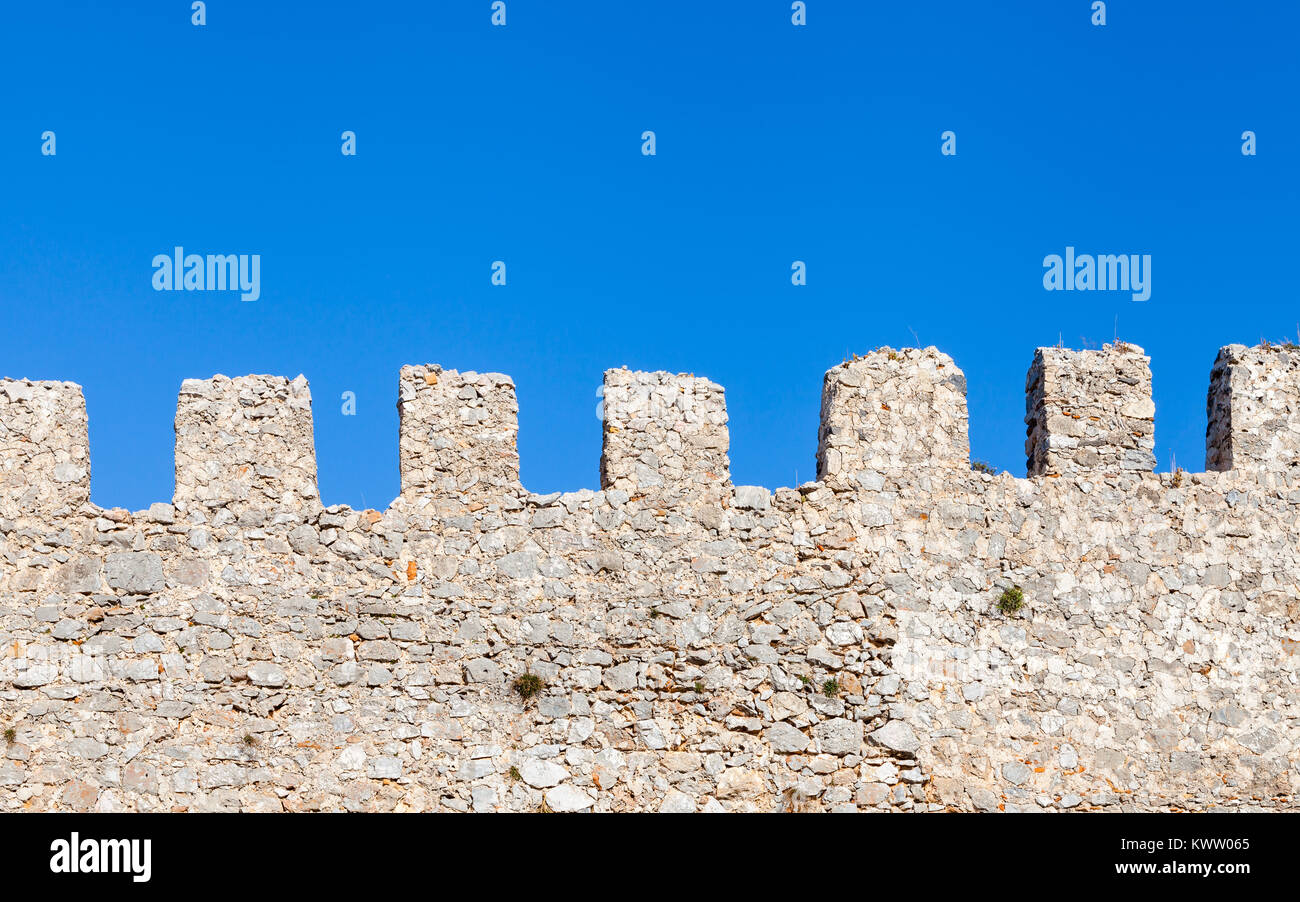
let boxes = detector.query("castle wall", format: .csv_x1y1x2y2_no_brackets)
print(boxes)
174,374,318,517
1207,343,1300,474
0,380,90,519
599,368,730,511
1,346,1297,813
817,347,970,490
397,365,521,510
1025,343,1156,478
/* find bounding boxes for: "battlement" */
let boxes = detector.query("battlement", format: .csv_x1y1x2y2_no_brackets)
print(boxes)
817,347,970,489
599,368,730,508
1206,343,1300,475
2,344,1298,523
398,365,521,508
1025,343,1156,479
174,374,319,517
0,379,90,518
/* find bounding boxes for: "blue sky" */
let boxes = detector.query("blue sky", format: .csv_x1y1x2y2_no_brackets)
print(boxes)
2,1,1296,510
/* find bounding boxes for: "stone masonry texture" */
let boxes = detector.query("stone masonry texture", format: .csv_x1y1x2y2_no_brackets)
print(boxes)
1025,343,1157,479
1207,343,1300,475
0,380,90,520
1,346,1298,813
174,374,318,516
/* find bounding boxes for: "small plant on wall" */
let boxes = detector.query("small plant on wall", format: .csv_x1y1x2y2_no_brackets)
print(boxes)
512,672,545,700
997,585,1025,615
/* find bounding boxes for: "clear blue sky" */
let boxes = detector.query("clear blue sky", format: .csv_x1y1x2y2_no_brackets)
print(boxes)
2,1,1296,510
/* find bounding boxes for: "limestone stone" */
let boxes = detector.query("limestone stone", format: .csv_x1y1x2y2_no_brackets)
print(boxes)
545,785,594,812
105,552,165,594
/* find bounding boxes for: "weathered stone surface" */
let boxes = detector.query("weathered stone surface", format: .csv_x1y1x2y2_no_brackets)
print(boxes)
868,722,920,755
658,789,697,813
1207,344,1300,474
814,718,863,756
716,769,765,800
817,348,969,487
174,374,318,515
600,368,730,510
247,662,286,687
0,380,90,518
398,366,520,504
764,722,810,754
545,785,594,812
733,485,770,511
520,759,567,788
1026,343,1156,478
367,757,402,780
104,552,165,594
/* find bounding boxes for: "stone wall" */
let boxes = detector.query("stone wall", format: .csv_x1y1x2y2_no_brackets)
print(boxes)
1207,343,1300,475
599,368,730,512
397,365,521,510
0,379,90,520
817,346,969,490
174,374,318,516
1,345,1297,813
1025,343,1156,478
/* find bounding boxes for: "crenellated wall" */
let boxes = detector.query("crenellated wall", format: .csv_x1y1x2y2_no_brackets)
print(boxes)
817,347,970,491
1,344,1298,813
1206,343,1300,475
1025,343,1156,478
599,368,731,512
174,374,319,516
397,365,522,509
0,380,90,519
